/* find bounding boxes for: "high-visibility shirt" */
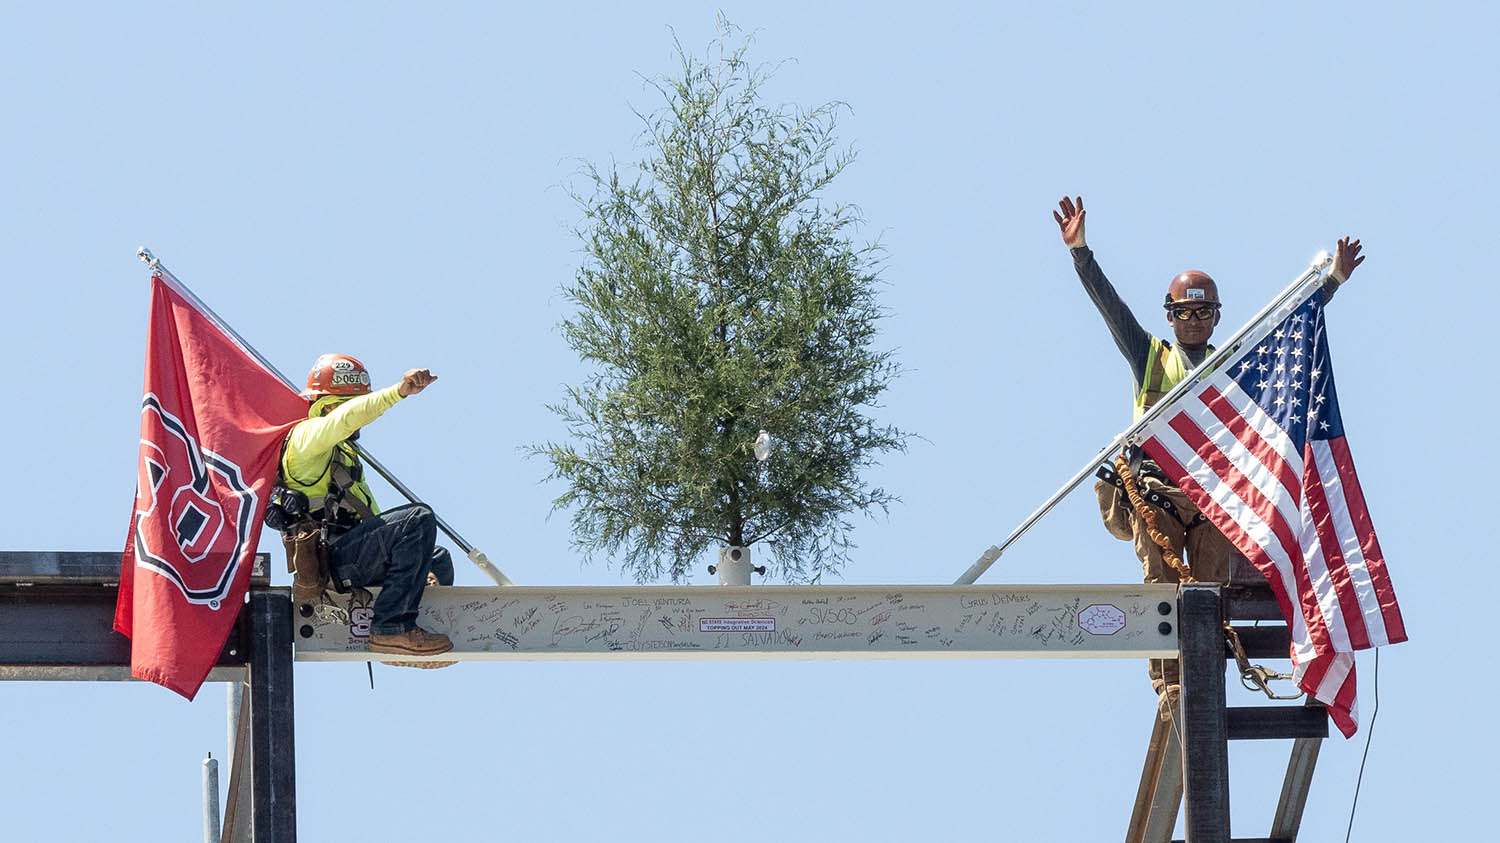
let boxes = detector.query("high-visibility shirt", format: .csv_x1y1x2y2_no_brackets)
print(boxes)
281,385,404,514
1133,336,1215,420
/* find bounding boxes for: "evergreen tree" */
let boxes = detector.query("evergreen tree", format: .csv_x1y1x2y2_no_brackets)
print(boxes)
536,22,908,584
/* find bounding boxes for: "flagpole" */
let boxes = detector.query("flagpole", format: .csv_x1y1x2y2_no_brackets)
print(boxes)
954,249,1335,585
137,248,514,586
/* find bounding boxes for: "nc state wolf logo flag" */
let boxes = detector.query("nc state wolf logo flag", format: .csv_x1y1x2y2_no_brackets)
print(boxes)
115,273,304,699
1139,289,1406,737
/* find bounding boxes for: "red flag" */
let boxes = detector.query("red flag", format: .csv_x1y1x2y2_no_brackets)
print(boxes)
1139,291,1405,736
115,273,305,699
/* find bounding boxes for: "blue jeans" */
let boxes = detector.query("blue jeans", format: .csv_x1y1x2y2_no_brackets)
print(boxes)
329,503,454,636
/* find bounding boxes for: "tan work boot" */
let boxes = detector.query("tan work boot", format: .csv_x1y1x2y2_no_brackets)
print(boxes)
368,626,453,657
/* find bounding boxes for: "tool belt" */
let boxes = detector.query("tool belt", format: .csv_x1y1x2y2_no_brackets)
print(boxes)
1093,460,1208,540
268,448,376,601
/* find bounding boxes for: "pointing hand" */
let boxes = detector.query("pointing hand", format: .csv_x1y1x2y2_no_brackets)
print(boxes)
398,369,438,397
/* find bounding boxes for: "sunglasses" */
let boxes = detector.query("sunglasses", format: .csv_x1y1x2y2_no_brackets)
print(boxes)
1167,304,1220,321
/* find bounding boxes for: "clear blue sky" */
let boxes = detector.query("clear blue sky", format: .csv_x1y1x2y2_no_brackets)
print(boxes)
2,2,1494,840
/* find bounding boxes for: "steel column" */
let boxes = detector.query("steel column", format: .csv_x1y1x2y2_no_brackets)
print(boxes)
249,591,296,842
1179,585,1230,842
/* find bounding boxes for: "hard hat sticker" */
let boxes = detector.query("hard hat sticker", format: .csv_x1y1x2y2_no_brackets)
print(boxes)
1186,288,1206,300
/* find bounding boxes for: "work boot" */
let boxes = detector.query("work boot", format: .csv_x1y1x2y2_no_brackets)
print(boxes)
368,626,453,657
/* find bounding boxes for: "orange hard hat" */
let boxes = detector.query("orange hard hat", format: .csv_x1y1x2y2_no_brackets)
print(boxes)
1164,271,1220,308
300,353,372,399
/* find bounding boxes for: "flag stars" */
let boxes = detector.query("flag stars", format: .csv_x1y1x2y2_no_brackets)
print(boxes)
1274,395,1286,407
1258,362,1269,373
1315,394,1326,404
1290,413,1302,424
1275,328,1286,340
1291,346,1304,358
1320,420,1331,431
1290,395,1302,408
1311,368,1322,380
1275,379,1287,389
1291,363,1304,376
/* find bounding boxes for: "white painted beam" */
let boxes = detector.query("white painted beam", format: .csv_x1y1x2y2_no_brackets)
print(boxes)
292,584,1180,663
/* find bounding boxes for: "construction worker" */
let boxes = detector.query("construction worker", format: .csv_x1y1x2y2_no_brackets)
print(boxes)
281,353,455,661
1052,195,1363,710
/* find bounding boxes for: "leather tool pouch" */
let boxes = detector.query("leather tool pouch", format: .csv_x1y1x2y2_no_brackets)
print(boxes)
282,521,330,604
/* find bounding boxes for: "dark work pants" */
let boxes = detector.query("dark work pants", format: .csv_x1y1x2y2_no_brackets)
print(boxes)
329,504,454,636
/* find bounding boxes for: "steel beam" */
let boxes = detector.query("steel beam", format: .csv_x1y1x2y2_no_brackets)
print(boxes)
1226,706,1328,741
292,584,1181,663
1269,700,1326,840
1179,585,1230,842
0,552,268,681
0,587,252,680
249,591,296,843
1126,713,1183,843
1225,625,1292,661
222,679,254,843
0,550,269,584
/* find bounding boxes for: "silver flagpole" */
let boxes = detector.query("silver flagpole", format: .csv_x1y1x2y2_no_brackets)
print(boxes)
955,249,1335,585
137,247,514,586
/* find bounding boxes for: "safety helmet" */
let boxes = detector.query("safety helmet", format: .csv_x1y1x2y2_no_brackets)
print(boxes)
1164,271,1220,308
300,353,373,399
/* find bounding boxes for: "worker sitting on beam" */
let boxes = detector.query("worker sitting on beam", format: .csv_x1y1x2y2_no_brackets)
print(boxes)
271,353,455,665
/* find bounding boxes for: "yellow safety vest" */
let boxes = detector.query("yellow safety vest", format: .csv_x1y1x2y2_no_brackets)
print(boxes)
281,439,378,518
1133,336,1215,420
280,387,403,518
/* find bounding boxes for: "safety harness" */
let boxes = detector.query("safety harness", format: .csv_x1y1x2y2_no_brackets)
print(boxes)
269,437,374,598
1099,452,1302,700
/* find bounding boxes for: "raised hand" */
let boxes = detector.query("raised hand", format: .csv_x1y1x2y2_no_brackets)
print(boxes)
1053,195,1086,248
398,368,438,397
1331,236,1364,284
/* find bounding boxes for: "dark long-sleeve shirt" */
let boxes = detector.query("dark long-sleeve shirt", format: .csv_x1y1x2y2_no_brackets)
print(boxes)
1069,245,1339,391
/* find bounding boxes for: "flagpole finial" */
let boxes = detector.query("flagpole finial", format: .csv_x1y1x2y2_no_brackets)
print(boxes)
137,247,159,270
1311,249,1331,272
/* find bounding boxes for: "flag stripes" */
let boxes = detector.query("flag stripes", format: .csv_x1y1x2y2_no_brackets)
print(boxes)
1138,291,1404,737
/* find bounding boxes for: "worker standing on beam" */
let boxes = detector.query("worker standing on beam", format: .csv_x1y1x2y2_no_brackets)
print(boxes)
1052,196,1364,714
277,353,455,663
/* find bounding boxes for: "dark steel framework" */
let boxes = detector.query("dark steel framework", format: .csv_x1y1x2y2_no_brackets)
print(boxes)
2,552,1326,842
1125,582,1329,843
0,552,294,843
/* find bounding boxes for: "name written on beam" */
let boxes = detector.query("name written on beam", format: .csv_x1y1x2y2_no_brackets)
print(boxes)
293,584,1181,662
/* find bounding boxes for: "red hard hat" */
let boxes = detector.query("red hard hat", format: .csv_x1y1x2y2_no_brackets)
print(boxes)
1164,271,1219,307
300,353,372,399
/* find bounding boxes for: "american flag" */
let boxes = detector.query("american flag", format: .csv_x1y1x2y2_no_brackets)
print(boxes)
1139,289,1406,737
